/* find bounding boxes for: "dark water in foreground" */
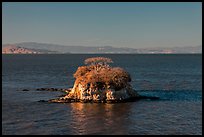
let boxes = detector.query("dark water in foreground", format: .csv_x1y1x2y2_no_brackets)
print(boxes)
2,54,202,135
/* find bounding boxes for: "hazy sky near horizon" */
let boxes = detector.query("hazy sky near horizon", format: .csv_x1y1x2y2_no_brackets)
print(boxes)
2,2,202,48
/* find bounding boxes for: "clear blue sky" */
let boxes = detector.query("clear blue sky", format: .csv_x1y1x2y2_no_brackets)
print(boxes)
2,2,202,48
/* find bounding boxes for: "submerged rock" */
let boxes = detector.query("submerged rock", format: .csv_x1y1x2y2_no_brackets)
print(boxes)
22,89,29,91
36,88,71,93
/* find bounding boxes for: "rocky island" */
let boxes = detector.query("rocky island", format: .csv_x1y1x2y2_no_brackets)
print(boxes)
46,57,158,103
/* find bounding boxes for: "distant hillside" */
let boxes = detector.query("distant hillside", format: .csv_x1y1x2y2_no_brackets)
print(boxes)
137,45,202,54
2,42,202,54
2,42,138,53
2,44,58,54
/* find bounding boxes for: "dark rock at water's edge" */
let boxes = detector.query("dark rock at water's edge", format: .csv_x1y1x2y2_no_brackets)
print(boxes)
17,88,71,92
22,89,29,91
36,88,71,93
38,93,160,103
38,100,48,102
138,96,160,100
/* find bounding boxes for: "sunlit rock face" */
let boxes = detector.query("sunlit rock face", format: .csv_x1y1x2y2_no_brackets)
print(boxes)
60,83,139,103
49,57,139,103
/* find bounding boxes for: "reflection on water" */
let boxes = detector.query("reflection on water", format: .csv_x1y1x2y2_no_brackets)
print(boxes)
2,91,202,135
68,102,134,135
65,101,202,135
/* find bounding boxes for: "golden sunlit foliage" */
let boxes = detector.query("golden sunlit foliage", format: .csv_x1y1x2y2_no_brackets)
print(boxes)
73,57,131,91
84,57,113,65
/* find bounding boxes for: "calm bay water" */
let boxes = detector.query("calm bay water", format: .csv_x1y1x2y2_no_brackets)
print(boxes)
2,54,202,135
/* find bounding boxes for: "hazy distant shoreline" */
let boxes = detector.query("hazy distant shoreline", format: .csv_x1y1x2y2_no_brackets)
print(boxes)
2,42,202,54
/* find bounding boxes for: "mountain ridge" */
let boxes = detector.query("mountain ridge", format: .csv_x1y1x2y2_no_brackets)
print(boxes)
2,42,202,54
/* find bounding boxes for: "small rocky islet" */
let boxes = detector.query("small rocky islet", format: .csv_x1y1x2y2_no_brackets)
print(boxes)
35,57,159,103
